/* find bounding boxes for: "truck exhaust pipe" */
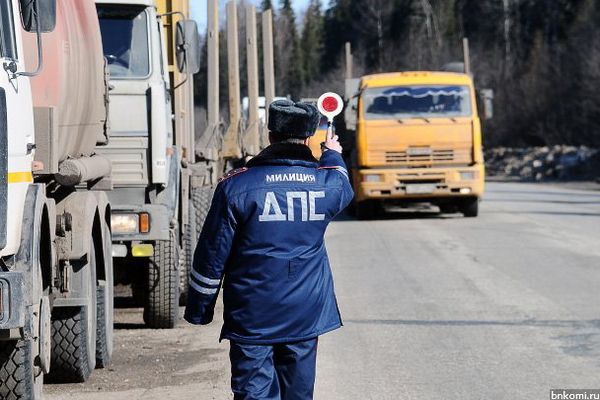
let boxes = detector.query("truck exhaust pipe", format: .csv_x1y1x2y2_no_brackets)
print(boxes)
55,154,112,186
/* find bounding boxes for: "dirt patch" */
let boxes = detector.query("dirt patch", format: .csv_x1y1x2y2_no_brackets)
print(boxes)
44,296,230,397
485,146,600,182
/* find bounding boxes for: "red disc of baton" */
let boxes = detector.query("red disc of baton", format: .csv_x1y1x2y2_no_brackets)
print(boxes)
317,92,343,120
322,96,339,113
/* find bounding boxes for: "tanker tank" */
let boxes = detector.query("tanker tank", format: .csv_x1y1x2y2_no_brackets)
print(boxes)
23,0,109,164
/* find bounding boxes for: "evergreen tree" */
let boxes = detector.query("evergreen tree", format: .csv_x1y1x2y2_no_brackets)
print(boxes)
261,0,273,12
300,0,324,85
264,0,600,145
274,0,305,98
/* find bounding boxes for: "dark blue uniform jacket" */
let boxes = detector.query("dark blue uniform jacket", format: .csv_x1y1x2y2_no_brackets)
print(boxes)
184,143,354,344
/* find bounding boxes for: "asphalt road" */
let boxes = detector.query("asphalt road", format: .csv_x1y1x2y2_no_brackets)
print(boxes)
45,181,600,400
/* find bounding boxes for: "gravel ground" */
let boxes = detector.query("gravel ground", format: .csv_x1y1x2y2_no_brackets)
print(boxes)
44,291,231,400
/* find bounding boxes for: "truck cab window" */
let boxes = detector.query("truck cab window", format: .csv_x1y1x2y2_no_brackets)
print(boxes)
363,85,472,120
0,0,17,59
97,5,150,78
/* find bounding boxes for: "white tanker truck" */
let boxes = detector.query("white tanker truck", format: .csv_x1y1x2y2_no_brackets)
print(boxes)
0,0,114,398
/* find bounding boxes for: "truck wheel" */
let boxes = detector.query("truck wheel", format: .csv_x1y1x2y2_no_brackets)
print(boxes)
95,281,113,368
0,219,51,399
180,201,197,305
192,187,214,235
47,241,97,383
95,221,114,368
180,188,214,304
0,313,43,400
459,198,479,218
144,233,180,329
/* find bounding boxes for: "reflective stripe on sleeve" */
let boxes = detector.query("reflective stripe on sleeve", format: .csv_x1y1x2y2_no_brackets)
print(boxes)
336,167,349,179
317,165,349,179
189,278,218,295
191,268,221,286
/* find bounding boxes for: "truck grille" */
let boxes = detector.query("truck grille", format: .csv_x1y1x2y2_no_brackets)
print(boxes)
385,149,455,163
99,136,149,186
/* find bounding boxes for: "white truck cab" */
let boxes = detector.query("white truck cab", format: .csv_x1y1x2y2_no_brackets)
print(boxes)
0,0,35,258
95,0,200,329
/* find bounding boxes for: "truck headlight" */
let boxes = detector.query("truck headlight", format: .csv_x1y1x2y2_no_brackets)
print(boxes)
363,174,383,182
111,214,139,234
460,171,477,181
111,212,151,234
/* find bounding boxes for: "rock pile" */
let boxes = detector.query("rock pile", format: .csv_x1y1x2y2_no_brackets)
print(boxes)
485,146,600,181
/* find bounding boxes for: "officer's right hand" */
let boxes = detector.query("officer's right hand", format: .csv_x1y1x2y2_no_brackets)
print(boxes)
322,125,343,154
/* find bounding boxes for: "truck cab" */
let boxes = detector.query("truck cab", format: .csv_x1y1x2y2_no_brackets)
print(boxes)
95,0,200,328
347,72,485,218
96,0,173,189
0,0,35,259
2,0,115,396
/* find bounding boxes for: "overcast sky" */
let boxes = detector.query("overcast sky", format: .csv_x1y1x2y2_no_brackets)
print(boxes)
191,0,318,31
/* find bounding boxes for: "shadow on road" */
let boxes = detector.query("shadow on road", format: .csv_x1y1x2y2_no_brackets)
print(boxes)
484,198,600,205
486,189,600,198
114,295,140,309
334,208,464,222
345,318,600,328
484,210,600,217
113,322,149,330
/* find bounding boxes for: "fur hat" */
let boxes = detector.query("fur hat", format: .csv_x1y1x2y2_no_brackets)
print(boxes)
268,100,320,138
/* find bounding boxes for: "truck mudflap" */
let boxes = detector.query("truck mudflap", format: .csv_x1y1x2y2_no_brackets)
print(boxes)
0,272,25,330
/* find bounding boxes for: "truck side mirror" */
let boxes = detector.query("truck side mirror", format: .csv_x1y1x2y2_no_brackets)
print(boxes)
176,20,201,74
479,89,494,120
20,0,56,33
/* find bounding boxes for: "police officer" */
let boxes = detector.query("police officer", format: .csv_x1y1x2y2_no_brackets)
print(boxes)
184,99,354,400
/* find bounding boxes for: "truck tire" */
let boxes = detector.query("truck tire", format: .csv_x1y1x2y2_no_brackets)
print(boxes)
144,233,180,329
1,201,50,399
180,188,214,304
180,201,197,305
460,198,479,217
95,221,113,368
47,305,95,383
47,240,97,383
95,281,113,368
0,315,43,400
192,187,214,235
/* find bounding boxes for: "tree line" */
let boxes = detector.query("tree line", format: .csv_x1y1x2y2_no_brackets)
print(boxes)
194,0,600,148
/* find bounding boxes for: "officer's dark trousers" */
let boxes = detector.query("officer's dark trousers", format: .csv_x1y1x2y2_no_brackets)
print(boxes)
229,338,318,400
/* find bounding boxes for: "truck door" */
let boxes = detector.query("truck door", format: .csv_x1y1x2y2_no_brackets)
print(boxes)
0,0,18,250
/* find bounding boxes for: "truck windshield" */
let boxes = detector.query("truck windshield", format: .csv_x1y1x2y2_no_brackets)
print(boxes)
97,5,150,78
0,0,17,59
362,85,472,120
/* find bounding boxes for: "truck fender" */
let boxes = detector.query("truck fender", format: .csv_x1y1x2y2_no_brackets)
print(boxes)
90,191,112,284
55,192,99,262
157,148,181,222
54,191,101,304
14,184,54,308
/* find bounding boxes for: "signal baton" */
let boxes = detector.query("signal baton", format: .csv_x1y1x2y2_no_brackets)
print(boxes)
317,92,343,151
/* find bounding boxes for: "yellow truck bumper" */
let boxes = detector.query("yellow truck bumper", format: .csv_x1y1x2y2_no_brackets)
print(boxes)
353,164,485,202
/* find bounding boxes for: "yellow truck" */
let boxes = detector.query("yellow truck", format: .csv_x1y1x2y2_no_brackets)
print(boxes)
344,71,486,219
